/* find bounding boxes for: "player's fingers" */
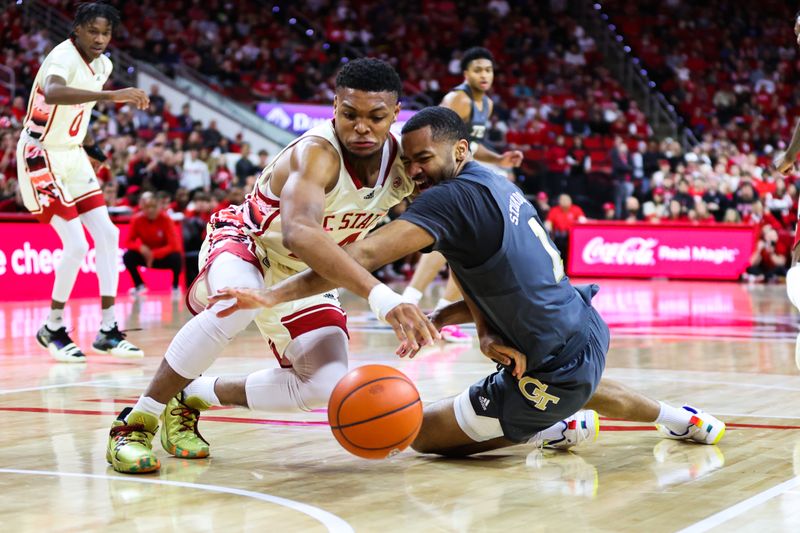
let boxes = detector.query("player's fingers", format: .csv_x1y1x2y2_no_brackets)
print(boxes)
208,289,234,304
493,343,526,360
402,321,421,352
487,346,511,366
389,319,410,349
215,304,239,318
410,312,435,347
509,352,527,379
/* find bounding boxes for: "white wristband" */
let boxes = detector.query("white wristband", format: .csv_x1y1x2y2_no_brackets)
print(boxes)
368,284,405,323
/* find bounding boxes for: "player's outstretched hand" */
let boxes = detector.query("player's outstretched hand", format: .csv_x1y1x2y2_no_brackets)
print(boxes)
773,151,796,175
388,303,441,358
110,88,150,110
500,150,524,168
208,287,278,317
479,332,527,379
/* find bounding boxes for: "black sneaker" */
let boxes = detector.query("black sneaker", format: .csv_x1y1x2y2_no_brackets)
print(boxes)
36,325,86,363
92,323,144,359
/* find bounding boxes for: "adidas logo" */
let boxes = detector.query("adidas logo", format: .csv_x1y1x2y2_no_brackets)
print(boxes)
322,292,336,300
478,395,490,411
363,191,375,200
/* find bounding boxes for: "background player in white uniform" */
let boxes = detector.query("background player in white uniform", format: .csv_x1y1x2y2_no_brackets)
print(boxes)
17,3,148,362
106,59,437,474
402,47,523,343
773,10,800,368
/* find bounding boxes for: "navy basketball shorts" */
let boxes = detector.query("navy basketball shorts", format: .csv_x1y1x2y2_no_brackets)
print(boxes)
454,308,609,443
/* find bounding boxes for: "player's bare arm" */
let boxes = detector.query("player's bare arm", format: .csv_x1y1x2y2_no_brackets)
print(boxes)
774,119,800,175
441,90,521,168
277,138,393,299
42,74,149,109
210,217,440,350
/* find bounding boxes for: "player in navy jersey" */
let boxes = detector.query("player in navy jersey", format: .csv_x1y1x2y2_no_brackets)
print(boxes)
403,47,524,344
213,107,726,454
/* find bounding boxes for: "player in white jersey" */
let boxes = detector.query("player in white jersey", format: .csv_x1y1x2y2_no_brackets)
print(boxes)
774,10,800,368
105,58,438,474
17,3,148,362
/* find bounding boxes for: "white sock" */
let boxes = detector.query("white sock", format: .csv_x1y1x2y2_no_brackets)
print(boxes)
402,286,423,305
101,306,116,331
655,402,692,432
129,395,167,419
46,309,64,331
183,376,222,406
434,297,455,312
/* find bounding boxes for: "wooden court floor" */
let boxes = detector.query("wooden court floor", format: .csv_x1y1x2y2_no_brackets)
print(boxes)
1,279,800,532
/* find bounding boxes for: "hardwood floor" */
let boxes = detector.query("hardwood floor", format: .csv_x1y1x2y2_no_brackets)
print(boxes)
1,279,799,532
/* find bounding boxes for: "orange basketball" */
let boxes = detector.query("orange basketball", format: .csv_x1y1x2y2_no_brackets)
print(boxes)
328,364,423,459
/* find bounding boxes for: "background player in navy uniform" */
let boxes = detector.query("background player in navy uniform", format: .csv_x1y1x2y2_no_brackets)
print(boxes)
213,107,726,454
403,47,524,344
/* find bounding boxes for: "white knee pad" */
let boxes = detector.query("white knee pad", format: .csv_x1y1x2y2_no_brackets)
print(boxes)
165,253,265,379
245,326,349,412
787,265,800,311
165,303,261,379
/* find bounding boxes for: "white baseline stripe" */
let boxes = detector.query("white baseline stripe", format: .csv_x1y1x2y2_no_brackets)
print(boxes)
0,378,150,395
676,477,800,533
0,468,353,533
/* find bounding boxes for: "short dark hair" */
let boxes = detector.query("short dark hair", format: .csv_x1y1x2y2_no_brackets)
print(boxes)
460,47,494,72
73,2,121,31
335,58,402,99
401,106,470,145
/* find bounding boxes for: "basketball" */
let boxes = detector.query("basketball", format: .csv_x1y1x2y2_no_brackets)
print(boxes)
328,364,423,459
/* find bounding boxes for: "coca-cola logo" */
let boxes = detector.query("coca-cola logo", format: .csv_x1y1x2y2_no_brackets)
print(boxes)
582,237,658,266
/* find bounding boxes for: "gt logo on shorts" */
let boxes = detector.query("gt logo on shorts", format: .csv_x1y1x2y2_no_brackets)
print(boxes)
518,377,560,411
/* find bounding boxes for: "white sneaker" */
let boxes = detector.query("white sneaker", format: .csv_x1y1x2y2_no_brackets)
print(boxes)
440,325,472,344
92,324,144,359
655,405,725,445
128,285,148,297
529,410,600,450
36,325,86,363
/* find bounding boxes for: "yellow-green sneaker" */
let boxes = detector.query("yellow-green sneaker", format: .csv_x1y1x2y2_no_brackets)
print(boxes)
161,393,211,458
106,407,161,474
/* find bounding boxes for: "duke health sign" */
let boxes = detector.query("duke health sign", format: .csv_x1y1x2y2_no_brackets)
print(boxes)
257,103,416,135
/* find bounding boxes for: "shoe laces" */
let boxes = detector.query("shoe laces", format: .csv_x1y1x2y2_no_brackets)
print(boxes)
111,423,152,448
103,324,142,341
170,400,209,445
49,326,76,345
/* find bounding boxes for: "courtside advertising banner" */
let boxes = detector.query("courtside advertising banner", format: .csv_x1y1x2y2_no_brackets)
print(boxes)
257,102,416,135
568,222,756,280
0,222,178,301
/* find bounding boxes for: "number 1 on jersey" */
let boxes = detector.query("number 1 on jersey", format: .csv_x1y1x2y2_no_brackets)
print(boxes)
527,217,565,282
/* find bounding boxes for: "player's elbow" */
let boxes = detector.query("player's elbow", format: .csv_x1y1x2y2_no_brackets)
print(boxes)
42,84,62,105
42,89,57,105
281,223,312,254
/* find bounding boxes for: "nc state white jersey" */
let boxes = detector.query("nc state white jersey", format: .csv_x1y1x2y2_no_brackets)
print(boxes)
245,120,414,272
23,39,112,148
